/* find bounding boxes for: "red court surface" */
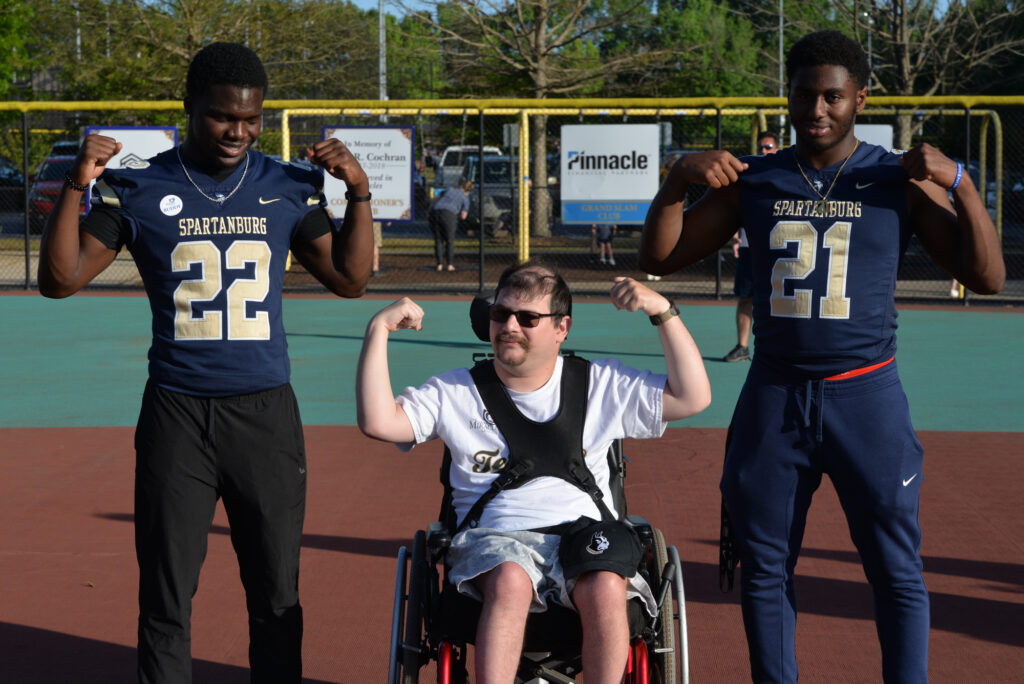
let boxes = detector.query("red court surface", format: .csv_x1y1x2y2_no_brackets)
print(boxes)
2,426,1021,683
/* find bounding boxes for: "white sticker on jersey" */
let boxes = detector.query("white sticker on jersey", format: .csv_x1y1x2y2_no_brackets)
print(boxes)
160,194,183,216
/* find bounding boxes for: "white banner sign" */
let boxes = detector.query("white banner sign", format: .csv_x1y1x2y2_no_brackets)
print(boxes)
83,126,178,213
560,124,660,225
84,125,178,170
322,126,415,222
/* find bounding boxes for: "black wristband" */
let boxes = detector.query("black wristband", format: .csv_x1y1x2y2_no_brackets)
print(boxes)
63,173,90,192
345,190,372,203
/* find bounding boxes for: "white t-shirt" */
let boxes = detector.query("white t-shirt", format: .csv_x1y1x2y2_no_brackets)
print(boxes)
396,355,667,531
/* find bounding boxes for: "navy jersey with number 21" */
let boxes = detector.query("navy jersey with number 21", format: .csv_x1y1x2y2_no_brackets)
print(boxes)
738,142,911,377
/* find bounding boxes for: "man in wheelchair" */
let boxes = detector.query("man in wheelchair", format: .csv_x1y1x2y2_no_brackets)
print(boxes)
357,260,711,683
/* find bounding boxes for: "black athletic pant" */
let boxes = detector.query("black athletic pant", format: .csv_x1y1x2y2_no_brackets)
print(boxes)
428,208,458,266
134,381,307,684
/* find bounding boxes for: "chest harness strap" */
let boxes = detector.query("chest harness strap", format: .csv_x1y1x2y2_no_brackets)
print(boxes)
455,356,616,534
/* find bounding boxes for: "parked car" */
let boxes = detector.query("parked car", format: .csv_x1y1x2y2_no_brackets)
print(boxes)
459,154,552,234
28,155,85,233
0,155,25,211
1004,172,1024,224
435,144,501,188
47,140,80,157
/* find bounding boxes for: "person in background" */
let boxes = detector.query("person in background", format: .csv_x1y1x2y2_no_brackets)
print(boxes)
591,223,617,266
372,221,384,276
428,179,472,272
723,130,781,363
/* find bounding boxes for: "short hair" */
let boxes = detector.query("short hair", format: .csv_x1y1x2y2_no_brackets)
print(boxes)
460,180,475,192
757,130,778,145
786,30,869,90
186,42,268,98
495,259,572,320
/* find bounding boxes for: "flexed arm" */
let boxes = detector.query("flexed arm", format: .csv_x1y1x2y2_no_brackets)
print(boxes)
38,134,122,298
291,138,374,298
609,277,711,421
640,151,747,276
356,297,423,443
901,143,1005,294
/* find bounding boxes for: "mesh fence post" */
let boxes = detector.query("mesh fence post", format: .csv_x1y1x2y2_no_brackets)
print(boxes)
22,111,30,290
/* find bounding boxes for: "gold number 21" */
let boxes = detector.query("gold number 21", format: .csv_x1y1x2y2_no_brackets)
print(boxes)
769,221,852,319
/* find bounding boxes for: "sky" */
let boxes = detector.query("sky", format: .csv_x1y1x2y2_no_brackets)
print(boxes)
349,0,428,14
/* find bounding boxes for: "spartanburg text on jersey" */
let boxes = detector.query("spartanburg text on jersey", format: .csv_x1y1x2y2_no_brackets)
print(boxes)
92,149,325,396
738,143,911,377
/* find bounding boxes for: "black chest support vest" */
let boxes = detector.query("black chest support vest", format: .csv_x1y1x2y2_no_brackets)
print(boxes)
455,355,616,534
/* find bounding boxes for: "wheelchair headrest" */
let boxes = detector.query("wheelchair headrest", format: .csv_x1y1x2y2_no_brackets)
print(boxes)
470,294,494,342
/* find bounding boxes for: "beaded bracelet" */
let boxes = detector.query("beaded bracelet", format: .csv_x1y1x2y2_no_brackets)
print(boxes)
63,172,90,192
950,162,963,190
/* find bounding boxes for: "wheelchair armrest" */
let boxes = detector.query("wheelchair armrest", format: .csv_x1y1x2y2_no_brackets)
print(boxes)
427,521,452,563
627,515,654,546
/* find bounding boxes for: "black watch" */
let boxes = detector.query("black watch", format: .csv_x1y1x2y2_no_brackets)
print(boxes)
345,190,372,202
649,300,680,326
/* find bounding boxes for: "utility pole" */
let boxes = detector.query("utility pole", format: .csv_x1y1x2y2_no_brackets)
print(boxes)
379,0,387,103
778,0,785,134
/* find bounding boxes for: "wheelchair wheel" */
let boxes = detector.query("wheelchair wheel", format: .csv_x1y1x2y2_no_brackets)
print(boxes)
651,528,677,684
402,530,427,684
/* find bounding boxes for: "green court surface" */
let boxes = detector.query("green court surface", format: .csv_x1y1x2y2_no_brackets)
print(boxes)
0,294,1020,431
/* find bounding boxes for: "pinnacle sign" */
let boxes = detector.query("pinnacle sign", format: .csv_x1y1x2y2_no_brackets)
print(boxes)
560,124,660,225
566,149,650,171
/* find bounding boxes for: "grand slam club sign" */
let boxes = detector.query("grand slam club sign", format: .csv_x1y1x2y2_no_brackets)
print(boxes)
560,124,660,225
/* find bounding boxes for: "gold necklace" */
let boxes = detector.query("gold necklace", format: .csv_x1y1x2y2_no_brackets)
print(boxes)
177,146,250,205
795,140,860,215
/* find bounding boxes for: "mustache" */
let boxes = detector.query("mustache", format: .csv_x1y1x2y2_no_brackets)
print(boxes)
496,332,528,345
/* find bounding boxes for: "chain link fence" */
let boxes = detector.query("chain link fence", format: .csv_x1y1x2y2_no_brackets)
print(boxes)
2,97,1021,304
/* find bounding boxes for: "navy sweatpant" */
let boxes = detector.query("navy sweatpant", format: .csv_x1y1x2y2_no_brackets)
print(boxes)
721,358,929,684
134,381,307,684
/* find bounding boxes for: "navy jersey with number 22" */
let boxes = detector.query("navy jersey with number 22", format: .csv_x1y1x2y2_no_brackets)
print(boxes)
93,149,324,396
738,142,911,377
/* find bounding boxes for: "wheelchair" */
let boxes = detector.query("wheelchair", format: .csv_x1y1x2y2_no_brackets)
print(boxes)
388,436,690,684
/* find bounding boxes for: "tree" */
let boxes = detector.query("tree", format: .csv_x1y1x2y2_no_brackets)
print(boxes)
386,11,446,100
24,0,381,101
734,0,1024,149
401,0,666,236
833,0,1023,148
0,0,34,99
605,0,763,99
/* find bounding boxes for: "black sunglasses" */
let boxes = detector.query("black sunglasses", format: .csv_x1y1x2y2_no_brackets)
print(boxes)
759,143,776,150
489,304,561,328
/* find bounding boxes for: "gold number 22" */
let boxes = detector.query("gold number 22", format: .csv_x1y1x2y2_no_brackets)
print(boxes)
171,240,272,340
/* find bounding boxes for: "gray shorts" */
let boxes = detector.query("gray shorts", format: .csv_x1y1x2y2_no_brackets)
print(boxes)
447,527,657,617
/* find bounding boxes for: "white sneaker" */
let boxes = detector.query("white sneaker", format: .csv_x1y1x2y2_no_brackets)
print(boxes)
600,257,608,264
608,258,615,266
646,273,662,281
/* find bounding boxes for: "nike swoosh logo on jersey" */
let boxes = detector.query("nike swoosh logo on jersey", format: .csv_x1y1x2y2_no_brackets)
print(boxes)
259,197,281,204
855,182,875,189
902,474,918,487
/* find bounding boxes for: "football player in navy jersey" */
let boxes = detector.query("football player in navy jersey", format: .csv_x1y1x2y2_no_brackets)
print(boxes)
38,43,373,684
641,31,1003,684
